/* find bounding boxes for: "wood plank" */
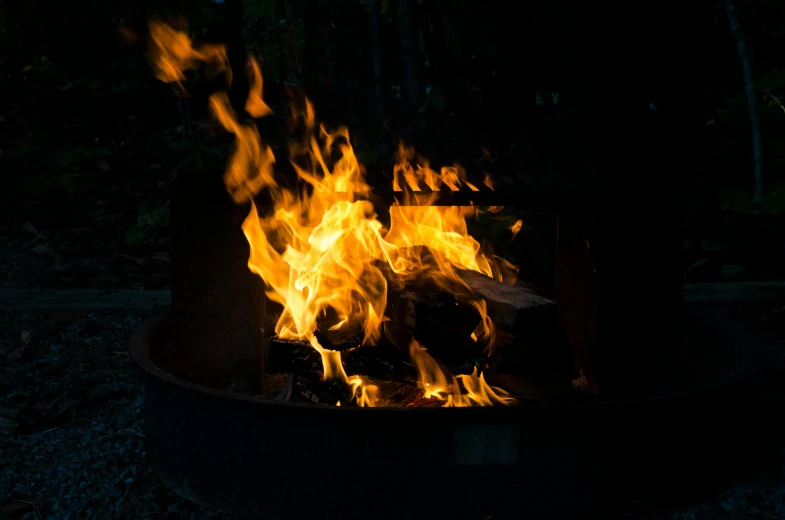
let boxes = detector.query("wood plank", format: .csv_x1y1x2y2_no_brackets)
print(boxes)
0,289,171,314
0,282,783,314
683,282,785,303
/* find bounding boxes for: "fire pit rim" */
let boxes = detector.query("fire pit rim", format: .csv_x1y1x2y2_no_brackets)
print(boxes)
130,309,762,414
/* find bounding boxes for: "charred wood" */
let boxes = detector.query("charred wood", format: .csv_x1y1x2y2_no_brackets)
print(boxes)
264,338,418,383
457,270,554,330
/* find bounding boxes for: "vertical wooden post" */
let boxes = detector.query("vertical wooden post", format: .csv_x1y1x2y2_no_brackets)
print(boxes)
555,0,686,397
594,170,685,396
169,168,267,389
554,205,601,393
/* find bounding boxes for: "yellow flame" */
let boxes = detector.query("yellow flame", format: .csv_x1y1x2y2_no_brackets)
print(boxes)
147,20,517,407
408,340,514,407
393,143,480,192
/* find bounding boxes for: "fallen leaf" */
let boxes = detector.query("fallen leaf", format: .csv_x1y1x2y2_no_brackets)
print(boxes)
5,346,26,363
6,331,35,363
17,396,82,432
48,312,76,324
150,252,171,264
719,264,746,278
0,497,45,519
700,240,726,252
30,243,55,256
0,408,19,442
114,253,146,267
22,222,38,235
685,258,708,274
0,500,31,517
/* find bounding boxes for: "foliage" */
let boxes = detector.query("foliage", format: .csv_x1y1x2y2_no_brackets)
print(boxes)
126,202,170,246
719,181,785,214
3,0,785,283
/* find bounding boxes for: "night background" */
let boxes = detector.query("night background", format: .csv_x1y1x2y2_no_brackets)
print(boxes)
1,0,785,518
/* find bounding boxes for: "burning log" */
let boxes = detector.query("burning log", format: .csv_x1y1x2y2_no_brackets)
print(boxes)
140,19,543,410
264,338,316,375
457,270,555,330
388,268,554,332
392,273,573,389
376,272,565,383
264,337,418,383
291,373,423,408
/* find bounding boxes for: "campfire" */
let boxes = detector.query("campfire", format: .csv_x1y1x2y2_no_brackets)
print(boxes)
143,19,558,408
123,16,764,520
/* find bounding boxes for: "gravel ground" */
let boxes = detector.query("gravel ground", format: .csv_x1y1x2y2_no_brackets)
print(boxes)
0,312,231,520
0,303,783,519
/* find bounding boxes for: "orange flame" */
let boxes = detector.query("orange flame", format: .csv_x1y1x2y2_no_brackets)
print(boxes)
146,20,516,407
245,56,273,118
510,219,523,240
147,19,230,95
483,173,495,190
408,340,514,407
209,91,276,203
393,143,480,192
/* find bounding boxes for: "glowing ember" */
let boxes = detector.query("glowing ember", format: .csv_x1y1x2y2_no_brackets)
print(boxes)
146,19,518,408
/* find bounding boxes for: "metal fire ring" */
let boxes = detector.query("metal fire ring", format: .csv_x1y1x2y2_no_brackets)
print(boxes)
131,311,763,519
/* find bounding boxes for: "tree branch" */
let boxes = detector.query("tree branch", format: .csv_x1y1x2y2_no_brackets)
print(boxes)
724,0,763,202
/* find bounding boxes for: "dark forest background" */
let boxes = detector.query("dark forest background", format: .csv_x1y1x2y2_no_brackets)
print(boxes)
1,0,784,289
2,4,785,519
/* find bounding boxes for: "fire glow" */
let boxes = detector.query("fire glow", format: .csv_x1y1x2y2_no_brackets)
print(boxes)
146,19,517,408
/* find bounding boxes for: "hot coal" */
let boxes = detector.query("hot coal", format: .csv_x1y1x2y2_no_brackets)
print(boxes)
265,337,418,382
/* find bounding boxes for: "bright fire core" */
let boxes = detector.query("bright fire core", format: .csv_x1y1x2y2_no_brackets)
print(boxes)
147,19,517,408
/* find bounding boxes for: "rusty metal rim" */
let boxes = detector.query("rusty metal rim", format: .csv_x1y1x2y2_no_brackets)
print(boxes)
130,309,762,416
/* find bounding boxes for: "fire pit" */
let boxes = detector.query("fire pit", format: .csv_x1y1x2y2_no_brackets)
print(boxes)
129,20,763,518
132,310,761,519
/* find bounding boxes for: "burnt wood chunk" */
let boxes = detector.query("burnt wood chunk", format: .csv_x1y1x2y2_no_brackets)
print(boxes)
458,270,555,330
265,338,314,375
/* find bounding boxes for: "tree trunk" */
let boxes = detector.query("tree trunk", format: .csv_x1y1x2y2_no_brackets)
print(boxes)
422,0,452,108
296,0,332,109
724,0,763,202
369,0,384,103
275,0,288,90
396,0,423,108
224,0,249,119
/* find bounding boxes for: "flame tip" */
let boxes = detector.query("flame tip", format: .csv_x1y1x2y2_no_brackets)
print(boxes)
147,17,516,409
